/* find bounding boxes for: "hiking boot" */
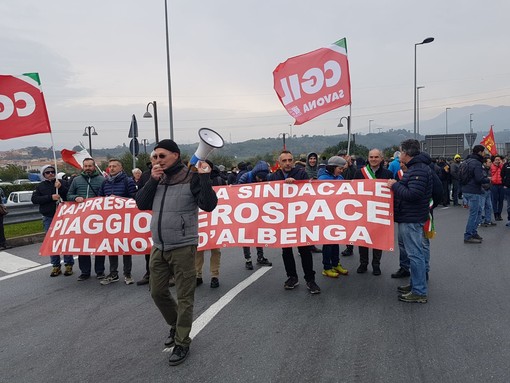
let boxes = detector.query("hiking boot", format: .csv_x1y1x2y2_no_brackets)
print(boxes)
136,273,149,285
397,284,412,294
169,277,176,287
124,274,134,285
63,264,73,276
245,261,254,270
486,222,497,226
284,276,299,290
333,263,348,275
341,247,353,256
472,234,483,240
391,268,410,278
306,280,321,294
96,273,106,280
168,345,190,366
196,277,203,287
100,273,119,285
311,246,322,253
372,265,381,276
256,257,272,267
357,264,368,274
322,269,340,278
50,266,61,277
210,277,219,288
164,327,176,348
398,292,428,303
77,274,90,281
464,237,482,244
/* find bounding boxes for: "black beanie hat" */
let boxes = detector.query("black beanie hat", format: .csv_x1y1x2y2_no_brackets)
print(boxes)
154,139,180,154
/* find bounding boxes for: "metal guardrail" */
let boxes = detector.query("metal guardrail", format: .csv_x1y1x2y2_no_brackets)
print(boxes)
4,204,42,225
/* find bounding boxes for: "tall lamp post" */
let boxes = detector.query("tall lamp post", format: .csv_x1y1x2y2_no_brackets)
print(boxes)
416,86,424,137
368,119,374,134
278,133,288,150
164,0,174,140
143,101,159,143
445,107,451,134
141,138,149,154
338,116,351,155
83,126,98,156
414,37,434,139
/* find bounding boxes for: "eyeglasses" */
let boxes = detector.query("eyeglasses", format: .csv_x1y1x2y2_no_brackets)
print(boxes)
152,154,167,159
44,170,56,175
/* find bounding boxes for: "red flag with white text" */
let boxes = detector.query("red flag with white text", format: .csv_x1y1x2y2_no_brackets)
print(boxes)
0,73,52,139
480,126,497,156
273,38,351,125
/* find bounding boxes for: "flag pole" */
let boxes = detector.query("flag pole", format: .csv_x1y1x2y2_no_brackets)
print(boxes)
48,131,60,197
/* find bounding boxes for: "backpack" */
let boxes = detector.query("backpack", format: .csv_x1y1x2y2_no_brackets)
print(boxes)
459,159,475,185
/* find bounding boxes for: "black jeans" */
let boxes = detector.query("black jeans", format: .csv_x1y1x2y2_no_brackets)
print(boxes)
359,247,382,266
281,246,315,282
108,255,132,275
78,255,105,276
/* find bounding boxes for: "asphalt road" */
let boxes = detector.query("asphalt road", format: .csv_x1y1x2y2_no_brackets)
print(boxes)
1,205,509,383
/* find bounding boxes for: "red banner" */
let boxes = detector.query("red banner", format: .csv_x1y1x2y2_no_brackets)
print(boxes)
0,73,52,139
273,38,351,125
40,180,395,256
480,126,497,156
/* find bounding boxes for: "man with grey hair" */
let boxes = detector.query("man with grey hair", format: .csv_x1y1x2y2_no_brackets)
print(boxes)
354,149,393,275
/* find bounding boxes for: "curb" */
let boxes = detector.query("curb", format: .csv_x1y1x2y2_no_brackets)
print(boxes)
7,232,46,248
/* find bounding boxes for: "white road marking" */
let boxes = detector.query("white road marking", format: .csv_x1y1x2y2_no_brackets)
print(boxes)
0,251,41,274
0,256,78,282
162,266,272,352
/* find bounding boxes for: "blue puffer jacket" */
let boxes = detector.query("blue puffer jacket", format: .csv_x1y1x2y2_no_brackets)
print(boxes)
318,170,344,180
392,155,433,223
99,171,137,198
237,160,269,184
461,154,488,195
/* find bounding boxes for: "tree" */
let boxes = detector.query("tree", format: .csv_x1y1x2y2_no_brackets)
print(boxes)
0,164,28,181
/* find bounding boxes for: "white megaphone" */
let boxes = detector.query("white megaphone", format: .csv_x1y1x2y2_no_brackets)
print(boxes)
189,128,225,166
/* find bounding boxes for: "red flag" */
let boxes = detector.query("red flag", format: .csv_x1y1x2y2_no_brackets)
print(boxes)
273,38,351,125
0,73,51,139
61,148,90,169
480,126,497,156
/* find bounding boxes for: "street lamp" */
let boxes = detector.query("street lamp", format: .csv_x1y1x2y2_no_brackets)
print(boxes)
164,0,174,140
414,37,434,139
469,113,473,133
338,116,351,155
368,119,374,134
141,138,149,154
82,126,98,156
445,107,451,134
416,86,424,137
143,101,159,143
278,133,288,150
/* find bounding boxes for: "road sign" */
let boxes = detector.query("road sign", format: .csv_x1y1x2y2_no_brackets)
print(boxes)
129,138,139,156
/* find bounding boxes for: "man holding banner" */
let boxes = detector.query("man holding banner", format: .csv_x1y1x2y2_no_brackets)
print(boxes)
67,158,106,281
267,150,321,294
135,139,218,366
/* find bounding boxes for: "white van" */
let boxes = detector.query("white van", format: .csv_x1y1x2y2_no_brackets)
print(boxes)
6,191,34,206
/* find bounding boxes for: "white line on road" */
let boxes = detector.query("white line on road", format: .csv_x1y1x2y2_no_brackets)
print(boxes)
163,266,272,352
0,256,79,282
0,251,41,274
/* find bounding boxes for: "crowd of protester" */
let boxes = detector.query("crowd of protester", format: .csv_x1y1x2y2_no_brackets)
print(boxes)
29,139,508,364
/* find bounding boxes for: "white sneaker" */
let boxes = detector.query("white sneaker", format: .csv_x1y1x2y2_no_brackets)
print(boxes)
124,275,134,285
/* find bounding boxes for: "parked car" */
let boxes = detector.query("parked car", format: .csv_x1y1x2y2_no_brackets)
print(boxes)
12,179,32,185
6,191,34,206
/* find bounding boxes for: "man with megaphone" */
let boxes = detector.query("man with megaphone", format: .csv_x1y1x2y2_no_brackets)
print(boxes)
135,138,218,366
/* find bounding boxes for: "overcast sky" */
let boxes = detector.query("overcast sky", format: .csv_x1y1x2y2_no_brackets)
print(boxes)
1,0,510,151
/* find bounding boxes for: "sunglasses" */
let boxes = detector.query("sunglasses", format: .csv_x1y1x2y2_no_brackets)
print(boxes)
44,170,56,175
152,154,167,159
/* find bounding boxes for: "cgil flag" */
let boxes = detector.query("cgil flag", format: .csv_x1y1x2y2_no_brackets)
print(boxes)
0,73,52,139
480,125,497,156
61,148,91,169
273,38,351,125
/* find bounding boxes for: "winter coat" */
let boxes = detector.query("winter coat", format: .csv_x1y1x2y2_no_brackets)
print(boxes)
305,152,319,179
392,155,433,223
354,165,393,180
268,166,309,181
99,171,137,198
490,163,503,185
31,179,69,217
461,154,488,195
237,160,269,184
67,169,105,201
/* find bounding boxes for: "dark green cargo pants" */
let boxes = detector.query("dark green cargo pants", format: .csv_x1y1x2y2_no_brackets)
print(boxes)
149,245,197,347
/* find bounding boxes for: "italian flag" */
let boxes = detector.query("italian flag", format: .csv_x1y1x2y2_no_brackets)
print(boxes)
61,148,90,169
